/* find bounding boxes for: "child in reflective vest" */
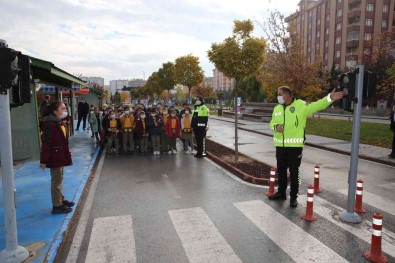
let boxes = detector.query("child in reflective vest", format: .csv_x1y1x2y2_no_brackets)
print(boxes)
161,109,170,153
105,110,121,156
120,106,136,154
181,107,193,154
166,109,181,154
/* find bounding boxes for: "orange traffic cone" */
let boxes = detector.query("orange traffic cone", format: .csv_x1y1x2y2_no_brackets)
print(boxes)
301,185,317,221
364,213,388,263
355,179,366,213
313,165,322,193
265,167,276,196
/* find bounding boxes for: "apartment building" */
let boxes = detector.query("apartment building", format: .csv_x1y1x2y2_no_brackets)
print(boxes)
212,68,235,91
285,0,395,69
109,79,129,94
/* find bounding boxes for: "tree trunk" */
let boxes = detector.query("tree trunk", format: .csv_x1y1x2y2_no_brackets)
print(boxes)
234,78,239,162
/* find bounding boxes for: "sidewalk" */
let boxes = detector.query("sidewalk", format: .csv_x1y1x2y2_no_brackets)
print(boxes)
0,128,100,262
212,116,395,167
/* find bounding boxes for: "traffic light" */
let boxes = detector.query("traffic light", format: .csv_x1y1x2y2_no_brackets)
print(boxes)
363,71,376,99
18,55,32,103
337,72,356,112
0,47,21,91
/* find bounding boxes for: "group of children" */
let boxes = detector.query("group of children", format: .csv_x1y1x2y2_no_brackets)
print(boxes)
88,103,195,156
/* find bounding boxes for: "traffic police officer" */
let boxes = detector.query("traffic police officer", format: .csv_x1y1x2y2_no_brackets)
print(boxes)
269,86,344,207
191,95,209,158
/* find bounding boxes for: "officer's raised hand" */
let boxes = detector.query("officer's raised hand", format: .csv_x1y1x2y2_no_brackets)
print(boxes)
330,88,345,101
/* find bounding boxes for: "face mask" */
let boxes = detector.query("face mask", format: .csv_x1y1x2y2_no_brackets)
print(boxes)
141,115,146,119
171,114,176,117
277,96,285,105
125,111,130,115
185,111,190,114
90,111,94,114
163,111,168,115
99,111,103,115
195,100,201,105
151,113,156,117
110,115,116,119
60,111,68,119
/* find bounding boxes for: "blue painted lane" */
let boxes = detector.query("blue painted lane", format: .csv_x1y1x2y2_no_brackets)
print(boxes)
0,128,100,262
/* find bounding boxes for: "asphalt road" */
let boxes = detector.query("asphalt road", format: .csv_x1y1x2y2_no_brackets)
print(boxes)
65,130,395,263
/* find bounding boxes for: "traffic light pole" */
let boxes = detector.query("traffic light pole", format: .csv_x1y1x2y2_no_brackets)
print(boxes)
0,91,29,262
340,64,364,224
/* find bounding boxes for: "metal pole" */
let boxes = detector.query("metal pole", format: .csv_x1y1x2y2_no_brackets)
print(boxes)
340,65,364,224
0,92,29,262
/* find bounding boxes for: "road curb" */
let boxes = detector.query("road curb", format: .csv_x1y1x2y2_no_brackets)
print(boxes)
206,139,277,185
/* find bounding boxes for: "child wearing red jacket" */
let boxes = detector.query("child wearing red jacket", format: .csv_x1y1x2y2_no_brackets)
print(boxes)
166,109,181,154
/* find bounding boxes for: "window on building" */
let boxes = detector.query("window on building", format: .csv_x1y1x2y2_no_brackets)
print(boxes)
308,22,312,29
325,53,328,60
364,48,371,55
336,23,342,31
337,9,342,17
366,19,373,26
383,5,388,13
382,20,387,28
336,37,341,44
317,19,321,26
337,0,342,3
325,40,329,47
365,33,372,40
366,4,374,12
317,31,320,38
309,10,312,17
317,6,321,13
347,31,359,41
336,50,341,58
326,1,330,8
308,34,312,40
326,14,330,22
326,28,329,35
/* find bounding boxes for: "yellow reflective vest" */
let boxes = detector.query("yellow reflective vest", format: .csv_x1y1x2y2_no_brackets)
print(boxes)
269,94,333,147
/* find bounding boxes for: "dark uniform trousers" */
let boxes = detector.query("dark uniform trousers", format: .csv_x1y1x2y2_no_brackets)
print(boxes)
276,147,303,199
194,129,206,155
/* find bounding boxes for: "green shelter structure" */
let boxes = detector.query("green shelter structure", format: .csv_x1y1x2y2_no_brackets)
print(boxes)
9,57,103,161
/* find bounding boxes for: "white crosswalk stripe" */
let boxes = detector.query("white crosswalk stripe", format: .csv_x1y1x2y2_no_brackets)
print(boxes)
234,200,348,263
337,189,395,216
168,207,242,263
85,215,136,263
83,199,394,262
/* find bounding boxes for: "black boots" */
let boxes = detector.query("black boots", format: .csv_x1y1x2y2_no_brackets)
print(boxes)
62,199,75,207
52,205,72,214
290,198,298,208
268,192,286,200
269,192,298,208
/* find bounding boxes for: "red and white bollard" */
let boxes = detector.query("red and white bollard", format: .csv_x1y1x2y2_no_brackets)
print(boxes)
313,165,322,193
301,185,317,221
355,179,366,213
265,167,276,196
364,213,388,263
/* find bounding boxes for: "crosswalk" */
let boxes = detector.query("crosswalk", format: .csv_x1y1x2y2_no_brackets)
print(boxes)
82,197,395,263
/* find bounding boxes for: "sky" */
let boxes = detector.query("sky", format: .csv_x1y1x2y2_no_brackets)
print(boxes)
0,0,300,85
